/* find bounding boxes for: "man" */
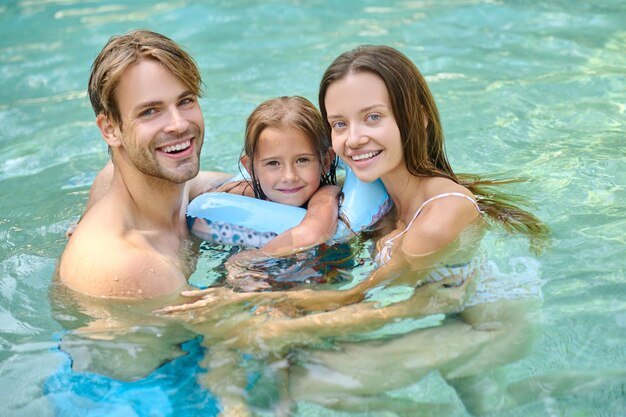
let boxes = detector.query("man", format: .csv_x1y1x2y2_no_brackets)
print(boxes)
59,30,232,299
59,30,339,300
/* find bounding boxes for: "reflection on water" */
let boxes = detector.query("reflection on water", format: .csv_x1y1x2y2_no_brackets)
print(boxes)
0,0,625,416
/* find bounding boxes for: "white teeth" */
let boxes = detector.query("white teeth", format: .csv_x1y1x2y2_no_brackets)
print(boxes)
352,151,380,161
162,140,191,153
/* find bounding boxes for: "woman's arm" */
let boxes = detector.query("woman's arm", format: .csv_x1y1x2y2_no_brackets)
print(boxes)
232,275,473,351
158,246,463,316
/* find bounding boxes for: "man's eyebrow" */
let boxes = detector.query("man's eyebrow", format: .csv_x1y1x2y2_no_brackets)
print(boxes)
133,100,162,111
178,90,195,99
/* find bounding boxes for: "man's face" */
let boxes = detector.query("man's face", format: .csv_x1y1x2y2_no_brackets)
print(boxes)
111,59,204,184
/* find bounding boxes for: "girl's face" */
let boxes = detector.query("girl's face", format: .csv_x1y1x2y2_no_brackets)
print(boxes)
243,126,325,207
324,71,404,183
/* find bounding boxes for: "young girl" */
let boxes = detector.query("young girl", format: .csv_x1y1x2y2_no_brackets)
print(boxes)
225,96,336,206
211,96,344,289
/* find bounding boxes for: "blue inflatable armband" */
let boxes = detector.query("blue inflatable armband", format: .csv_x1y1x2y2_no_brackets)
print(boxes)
187,166,391,248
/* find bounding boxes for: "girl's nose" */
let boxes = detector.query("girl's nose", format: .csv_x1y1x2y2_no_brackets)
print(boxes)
283,164,298,181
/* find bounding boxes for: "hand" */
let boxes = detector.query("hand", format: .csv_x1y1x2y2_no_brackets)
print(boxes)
154,286,279,319
225,250,272,292
408,271,477,316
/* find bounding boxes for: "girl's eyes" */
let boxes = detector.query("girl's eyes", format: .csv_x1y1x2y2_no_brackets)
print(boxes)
296,157,311,164
265,160,280,167
366,113,381,122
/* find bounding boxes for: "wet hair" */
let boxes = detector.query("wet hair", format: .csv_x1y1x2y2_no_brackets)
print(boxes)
88,29,202,128
319,45,549,251
242,96,337,200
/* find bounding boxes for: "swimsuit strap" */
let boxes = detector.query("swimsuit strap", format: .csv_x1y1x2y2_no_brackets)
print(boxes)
393,192,482,244
376,192,482,265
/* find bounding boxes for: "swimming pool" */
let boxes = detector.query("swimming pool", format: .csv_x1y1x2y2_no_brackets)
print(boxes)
1,0,624,416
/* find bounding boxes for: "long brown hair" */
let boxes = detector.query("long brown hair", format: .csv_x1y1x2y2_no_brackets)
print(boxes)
319,45,549,251
243,96,336,200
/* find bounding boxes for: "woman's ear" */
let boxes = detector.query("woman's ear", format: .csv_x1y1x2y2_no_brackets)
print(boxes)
240,155,253,176
96,113,121,147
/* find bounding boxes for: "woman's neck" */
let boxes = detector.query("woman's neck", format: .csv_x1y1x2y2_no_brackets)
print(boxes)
381,169,426,224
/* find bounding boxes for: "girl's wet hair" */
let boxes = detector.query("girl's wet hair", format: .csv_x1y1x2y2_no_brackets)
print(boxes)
243,96,337,200
319,45,549,252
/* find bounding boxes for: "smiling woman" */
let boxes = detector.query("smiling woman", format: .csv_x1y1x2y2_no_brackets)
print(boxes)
325,72,404,184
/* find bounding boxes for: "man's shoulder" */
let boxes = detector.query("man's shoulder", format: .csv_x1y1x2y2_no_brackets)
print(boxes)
59,220,186,299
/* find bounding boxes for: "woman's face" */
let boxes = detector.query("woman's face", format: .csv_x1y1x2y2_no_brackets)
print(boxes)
244,126,323,207
324,71,404,183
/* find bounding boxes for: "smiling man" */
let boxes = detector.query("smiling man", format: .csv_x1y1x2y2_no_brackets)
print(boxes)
59,30,231,299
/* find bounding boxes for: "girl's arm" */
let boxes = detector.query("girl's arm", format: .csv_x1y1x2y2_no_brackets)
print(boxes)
187,171,236,199
260,184,341,256
222,184,341,291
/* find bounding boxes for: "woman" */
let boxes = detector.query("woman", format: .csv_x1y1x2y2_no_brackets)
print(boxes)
162,45,549,416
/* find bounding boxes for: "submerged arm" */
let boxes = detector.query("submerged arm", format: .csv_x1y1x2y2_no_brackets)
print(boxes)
237,275,473,350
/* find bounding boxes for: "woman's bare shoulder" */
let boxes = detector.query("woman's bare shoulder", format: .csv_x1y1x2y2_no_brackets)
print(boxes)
401,178,480,257
421,176,475,199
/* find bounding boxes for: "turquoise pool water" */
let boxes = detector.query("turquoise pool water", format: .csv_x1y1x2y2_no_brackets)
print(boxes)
1,1,624,416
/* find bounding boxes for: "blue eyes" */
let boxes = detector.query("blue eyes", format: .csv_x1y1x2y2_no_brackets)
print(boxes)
138,97,196,118
331,114,381,129
139,108,156,117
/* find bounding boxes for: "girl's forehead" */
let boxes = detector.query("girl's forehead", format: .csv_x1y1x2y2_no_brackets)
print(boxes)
256,126,317,156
